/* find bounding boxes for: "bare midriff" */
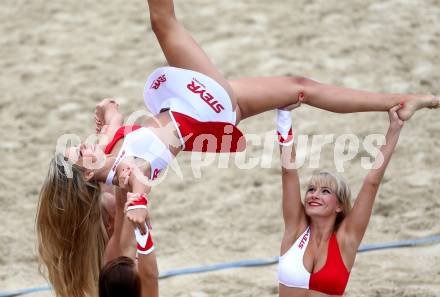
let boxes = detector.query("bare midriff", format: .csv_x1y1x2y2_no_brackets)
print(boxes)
143,110,182,156
279,285,342,297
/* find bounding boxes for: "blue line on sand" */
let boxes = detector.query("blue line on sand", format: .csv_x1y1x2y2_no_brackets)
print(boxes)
1,235,439,297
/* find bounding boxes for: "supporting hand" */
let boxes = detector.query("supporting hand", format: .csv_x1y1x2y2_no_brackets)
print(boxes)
388,103,404,133
118,166,133,190
125,193,152,235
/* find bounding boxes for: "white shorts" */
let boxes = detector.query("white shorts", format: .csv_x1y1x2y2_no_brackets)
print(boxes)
143,67,244,153
143,66,237,125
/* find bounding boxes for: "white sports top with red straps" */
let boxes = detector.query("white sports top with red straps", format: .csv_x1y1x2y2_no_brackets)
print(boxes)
105,127,173,185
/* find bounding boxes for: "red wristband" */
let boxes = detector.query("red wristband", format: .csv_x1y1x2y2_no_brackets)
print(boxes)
127,194,148,211
277,127,294,145
137,231,154,255
134,225,155,255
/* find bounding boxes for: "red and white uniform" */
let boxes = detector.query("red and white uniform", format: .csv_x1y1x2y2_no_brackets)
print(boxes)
104,67,246,185
278,227,350,295
144,67,245,153
104,126,172,185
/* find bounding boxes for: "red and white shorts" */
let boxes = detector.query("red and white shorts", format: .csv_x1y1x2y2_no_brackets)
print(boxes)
144,67,245,153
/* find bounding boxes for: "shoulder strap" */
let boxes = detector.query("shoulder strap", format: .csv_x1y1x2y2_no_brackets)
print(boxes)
296,227,311,252
105,150,126,185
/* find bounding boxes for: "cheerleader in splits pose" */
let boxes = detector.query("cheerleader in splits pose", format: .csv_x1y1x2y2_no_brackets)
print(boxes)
37,0,438,296
275,104,403,296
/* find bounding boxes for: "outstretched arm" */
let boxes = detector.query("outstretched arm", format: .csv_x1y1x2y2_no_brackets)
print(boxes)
139,250,159,297
104,189,159,297
128,194,158,297
104,187,136,263
341,104,404,247
115,165,152,235
277,108,307,240
280,145,306,233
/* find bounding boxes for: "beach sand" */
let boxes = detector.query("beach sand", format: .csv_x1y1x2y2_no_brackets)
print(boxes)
1,0,439,296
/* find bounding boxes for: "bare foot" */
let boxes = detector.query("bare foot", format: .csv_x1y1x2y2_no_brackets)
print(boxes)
397,96,439,121
95,98,119,133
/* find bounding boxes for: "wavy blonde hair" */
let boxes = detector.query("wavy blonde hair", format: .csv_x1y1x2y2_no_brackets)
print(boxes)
36,154,108,297
307,170,352,228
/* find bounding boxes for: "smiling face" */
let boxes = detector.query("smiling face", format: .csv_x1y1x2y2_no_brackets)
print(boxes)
304,184,341,218
304,171,352,226
64,143,106,171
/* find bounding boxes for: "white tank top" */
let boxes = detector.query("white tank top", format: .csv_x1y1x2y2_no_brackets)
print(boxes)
278,227,311,288
105,127,173,185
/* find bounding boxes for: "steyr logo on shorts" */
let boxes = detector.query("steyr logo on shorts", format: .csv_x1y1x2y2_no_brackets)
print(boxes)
150,74,167,90
187,79,225,114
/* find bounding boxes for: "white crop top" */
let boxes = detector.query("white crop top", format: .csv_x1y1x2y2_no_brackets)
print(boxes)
105,127,173,185
278,227,311,289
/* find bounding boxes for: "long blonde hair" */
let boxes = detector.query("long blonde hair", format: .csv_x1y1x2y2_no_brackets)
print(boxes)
36,154,108,297
308,170,352,228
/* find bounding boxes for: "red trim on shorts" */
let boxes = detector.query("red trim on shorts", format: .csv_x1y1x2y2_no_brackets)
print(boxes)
171,111,246,153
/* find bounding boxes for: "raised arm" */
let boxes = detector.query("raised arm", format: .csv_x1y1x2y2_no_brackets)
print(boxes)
126,194,159,297
138,251,159,297
277,109,307,235
136,225,159,297
102,189,158,297
103,187,136,263
115,165,152,235
341,105,404,246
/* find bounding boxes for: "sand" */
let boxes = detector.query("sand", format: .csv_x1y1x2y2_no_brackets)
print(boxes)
1,0,439,296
